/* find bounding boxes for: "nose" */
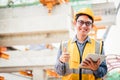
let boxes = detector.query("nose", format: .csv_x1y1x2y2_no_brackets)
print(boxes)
81,23,87,28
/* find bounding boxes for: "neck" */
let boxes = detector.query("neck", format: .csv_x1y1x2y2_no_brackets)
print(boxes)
77,35,87,43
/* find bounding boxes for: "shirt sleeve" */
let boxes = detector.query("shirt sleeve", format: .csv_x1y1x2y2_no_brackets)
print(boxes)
54,47,66,75
93,61,107,78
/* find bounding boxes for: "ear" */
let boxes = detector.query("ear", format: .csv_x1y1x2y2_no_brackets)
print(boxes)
73,20,76,26
92,24,97,31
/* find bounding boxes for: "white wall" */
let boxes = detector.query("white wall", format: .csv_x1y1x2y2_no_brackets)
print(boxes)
104,2,120,55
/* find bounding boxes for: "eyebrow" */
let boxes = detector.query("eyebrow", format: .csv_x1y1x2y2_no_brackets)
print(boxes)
77,20,92,23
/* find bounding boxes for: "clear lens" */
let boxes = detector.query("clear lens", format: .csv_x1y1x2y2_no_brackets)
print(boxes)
77,20,92,26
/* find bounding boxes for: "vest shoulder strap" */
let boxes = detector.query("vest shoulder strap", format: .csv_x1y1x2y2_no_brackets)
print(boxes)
95,40,104,54
61,39,104,55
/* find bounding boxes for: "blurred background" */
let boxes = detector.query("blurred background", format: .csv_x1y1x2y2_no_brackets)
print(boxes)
0,0,120,80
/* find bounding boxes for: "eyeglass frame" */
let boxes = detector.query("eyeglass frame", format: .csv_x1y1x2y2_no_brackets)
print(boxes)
77,20,93,27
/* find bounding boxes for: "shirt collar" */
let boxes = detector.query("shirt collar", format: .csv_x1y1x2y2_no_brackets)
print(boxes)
72,35,91,43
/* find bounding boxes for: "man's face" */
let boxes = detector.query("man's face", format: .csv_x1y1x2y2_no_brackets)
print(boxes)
74,15,93,37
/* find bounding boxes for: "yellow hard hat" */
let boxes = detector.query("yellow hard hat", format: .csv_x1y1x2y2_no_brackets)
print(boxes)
74,8,94,22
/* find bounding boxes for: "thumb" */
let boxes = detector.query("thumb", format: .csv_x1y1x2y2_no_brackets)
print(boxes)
63,47,67,52
97,58,100,65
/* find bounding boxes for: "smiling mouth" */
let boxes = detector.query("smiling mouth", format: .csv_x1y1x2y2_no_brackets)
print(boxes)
80,29,88,32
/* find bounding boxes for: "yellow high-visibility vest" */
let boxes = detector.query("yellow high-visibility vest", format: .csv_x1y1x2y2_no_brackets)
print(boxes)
62,38,102,80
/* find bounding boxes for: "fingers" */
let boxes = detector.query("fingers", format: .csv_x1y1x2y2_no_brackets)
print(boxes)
81,58,100,70
60,47,70,63
96,58,100,65
82,59,90,66
63,47,67,53
60,54,70,63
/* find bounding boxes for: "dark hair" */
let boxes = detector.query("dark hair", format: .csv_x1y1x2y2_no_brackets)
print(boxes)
75,13,94,23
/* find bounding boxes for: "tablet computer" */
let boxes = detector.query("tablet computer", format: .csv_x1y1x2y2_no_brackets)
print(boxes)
79,54,106,68
85,54,106,63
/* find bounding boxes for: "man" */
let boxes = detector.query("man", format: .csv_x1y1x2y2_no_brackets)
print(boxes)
55,8,107,80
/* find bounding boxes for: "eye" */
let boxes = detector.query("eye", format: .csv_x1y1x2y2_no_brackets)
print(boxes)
77,20,84,25
85,21,92,26
77,20,92,26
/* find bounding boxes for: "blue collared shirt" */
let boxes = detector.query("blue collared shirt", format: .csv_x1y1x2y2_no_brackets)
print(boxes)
55,36,107,78
72,36,91,55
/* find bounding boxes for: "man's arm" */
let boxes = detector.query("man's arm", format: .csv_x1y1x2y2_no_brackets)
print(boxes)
93,61,107,78
54,48,66,75
93,48,108,78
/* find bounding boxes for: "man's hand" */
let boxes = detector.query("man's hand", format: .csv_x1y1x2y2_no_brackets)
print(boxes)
59,48,70,63
81,58,101,71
